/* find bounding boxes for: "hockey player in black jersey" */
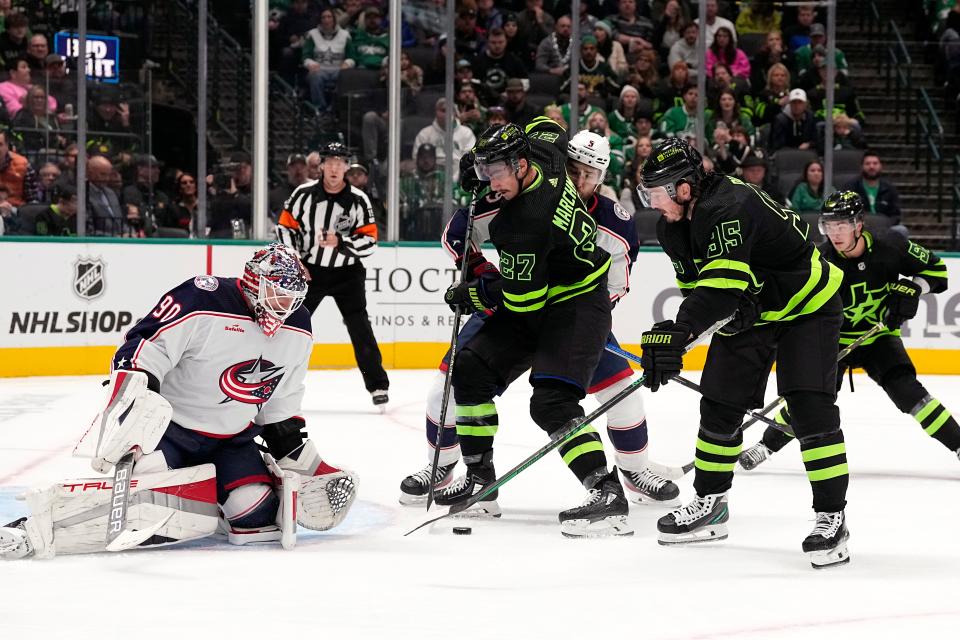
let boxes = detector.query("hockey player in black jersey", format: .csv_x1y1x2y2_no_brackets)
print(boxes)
740,190,960,470
398,129,678,510
638,138,851,568
439,118,631,537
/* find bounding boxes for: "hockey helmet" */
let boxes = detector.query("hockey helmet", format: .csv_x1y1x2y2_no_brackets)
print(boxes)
240,243,308,337
567,130,610,189
637,138,706,207
818,190,864,236
472,123,530,181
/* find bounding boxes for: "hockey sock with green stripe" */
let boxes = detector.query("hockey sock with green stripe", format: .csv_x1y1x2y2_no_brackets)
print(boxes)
456,402,498,462
911,395,960,451
761,406,796,452
801,432,848,513
555,424,608,485
693,429,742,497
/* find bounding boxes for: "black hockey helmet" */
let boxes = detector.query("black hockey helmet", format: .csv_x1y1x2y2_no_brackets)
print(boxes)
472,123,530,180
820,189,864,222
640,137,706,191
818,190,865,248
319,141,351,160
636,138,707,209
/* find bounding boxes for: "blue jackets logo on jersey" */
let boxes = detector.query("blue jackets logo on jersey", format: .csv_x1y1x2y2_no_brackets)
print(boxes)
219,356,285,406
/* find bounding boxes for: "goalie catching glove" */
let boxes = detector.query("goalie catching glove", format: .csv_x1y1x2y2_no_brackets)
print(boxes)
640,320,691,392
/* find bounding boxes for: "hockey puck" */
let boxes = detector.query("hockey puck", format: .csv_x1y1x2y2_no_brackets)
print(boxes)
452,526,472,535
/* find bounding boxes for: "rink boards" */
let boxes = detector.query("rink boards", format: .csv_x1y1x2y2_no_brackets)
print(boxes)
3,237,960,376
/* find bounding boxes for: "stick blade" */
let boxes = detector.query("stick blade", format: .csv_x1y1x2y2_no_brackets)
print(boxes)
105,512,173,552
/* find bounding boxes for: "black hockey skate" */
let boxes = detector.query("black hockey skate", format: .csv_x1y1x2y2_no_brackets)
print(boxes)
802,511,850,569
398,462,456,505
435,452,501,517
559,468,633,538
657,493,729,545
738,442,772,471
371,390,389,412
619,467,680,505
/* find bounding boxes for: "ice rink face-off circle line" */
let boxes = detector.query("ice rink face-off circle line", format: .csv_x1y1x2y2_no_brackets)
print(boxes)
656,609,960,640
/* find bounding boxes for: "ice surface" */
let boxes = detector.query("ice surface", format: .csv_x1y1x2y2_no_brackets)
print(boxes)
1,370,959,639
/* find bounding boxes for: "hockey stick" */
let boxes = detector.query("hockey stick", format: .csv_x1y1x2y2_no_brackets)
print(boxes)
674,323,888,475
425,194,479,511
601,343,785,431
737,322,887,432
404,315,733,536
103,447,174,552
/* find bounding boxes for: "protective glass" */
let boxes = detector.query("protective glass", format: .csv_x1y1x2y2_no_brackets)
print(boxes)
474,158,514,182
818,218,858,237
636,184,674,209
566,160,603,192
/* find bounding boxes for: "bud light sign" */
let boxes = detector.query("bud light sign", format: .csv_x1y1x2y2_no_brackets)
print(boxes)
54,32,121,84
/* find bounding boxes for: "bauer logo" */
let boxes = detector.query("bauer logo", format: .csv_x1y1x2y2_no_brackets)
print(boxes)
73,257,105,300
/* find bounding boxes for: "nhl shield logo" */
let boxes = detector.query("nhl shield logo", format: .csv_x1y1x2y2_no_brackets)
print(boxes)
73,257,105,300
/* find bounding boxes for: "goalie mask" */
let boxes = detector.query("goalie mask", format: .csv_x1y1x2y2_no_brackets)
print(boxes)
240,243,308,337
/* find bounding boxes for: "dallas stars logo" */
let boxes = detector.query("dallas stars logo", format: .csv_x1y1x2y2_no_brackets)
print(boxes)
844,282,887,326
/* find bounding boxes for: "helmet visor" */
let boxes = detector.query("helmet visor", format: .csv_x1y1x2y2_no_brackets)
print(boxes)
818,218,858,237
474,158,514,182
566,160,603,193
636,184,674,209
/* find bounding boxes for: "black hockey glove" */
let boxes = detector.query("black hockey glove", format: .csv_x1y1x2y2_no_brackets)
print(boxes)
884,279,922,328
718,293,762,337
640,320,691,392
459,150,481,193
445,277,503,314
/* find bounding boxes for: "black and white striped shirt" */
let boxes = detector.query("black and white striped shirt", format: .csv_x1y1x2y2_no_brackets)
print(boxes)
276,180,378,268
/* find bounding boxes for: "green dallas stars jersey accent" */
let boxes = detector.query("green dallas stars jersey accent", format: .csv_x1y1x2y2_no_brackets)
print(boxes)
820,231,948,346
657,174,842,336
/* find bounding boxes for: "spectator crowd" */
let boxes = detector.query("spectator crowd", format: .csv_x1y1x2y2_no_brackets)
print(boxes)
2,0,913,240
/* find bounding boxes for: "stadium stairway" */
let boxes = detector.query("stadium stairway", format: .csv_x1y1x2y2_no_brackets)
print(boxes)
837,0,960,249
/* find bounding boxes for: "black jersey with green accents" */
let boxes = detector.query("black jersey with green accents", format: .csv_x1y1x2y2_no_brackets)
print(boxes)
820,231,948,346
454,116,611,314
657,173,843,336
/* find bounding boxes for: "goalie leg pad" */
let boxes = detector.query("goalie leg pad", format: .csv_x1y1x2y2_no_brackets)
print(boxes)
13,464,219,557
224,455,298,549
222,483,279,529
277,439,357,531
75,369,172,474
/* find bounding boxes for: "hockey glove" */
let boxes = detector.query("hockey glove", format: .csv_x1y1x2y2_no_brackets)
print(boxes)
640,320,691,392
459,150,481,193
445,277,503,314
718,293,762,337
884,279,921,328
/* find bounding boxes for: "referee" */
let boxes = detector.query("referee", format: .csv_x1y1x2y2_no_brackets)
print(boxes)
277,142,390,409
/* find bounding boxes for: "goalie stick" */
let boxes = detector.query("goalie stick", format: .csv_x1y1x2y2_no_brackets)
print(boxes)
404,315,733,536
104,448,172,552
